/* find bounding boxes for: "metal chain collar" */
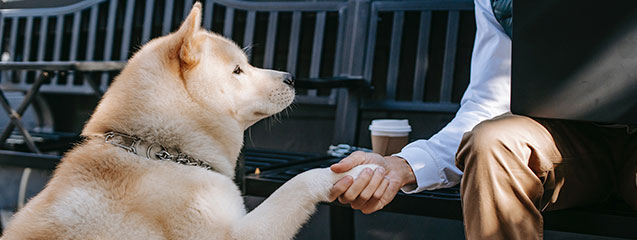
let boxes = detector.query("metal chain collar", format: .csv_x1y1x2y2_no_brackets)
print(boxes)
104,131,215,172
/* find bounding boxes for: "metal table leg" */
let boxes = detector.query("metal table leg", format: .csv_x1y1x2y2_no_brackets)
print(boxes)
0,71,51,153
330,205,355,240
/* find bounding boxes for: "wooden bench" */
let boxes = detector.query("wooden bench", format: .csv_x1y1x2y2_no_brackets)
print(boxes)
0,0,634,239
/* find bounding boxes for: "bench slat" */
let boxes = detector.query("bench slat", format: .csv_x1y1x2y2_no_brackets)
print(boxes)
52,15,63,85
8,18,18,62
308,12,326,97
141,0,155,43
243,10,255,50
263,12,278,68
413,11,432,102
119,0,136,61
330,10,347,104
103,0,117,61
20,17,33,83
0,18,4,55
5,18,16,87
22,17,33,62
440,10,460,103
86,6,98,60
35,17,48,80
363,9,378,84
183,0,194,19
69,13,80,61
223,7,234,38
100,0,118,90
286,12,302,74
68,12,81,86
332,10,345,75
203,0,214,30
162,0,174,35
386,11,404,100
52,16,63,61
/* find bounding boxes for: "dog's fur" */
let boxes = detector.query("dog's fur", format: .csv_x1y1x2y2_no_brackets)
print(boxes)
1,4,374,240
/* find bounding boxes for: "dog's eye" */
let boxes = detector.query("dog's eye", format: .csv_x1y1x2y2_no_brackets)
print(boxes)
233,65,243,75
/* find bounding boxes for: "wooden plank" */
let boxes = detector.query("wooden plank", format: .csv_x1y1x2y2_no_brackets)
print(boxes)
310,12,326,77
361,99,459,113
263,12,278,68
330,9,347,104
385,11,404,100
412,11,432,102
223,7,234,38
286,11,301,74
8,17,18,61
18,17,33,84
141,0,155,43
69,12,80,61
161,0,174,34
440,10,459,103
100,0,118,90
86,6,98,60
243,11,256,52
53,15,64,61
68,12,81,85
119,0,136,60
332,9,345,75
203,0,214,30
52,15,63,85
22,17,33,62
372,1,474,11
363,8,378,82
36,17,48,61
308,12,326,97
5,18,18,83
0,18,4,55
33,17,48,82
102,0,117,60
183,0,194,19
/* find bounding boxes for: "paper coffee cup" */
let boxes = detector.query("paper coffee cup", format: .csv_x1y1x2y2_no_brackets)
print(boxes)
369,119,411,156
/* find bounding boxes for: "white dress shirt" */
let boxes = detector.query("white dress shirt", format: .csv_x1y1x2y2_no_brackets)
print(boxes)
395,0,511,193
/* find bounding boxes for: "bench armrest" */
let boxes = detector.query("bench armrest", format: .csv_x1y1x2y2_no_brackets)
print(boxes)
0,61,126,72
295,77,368,90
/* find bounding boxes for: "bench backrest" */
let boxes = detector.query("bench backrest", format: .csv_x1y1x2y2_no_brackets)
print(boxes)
362,0,475,114
0,0,355,105
0,0,476,146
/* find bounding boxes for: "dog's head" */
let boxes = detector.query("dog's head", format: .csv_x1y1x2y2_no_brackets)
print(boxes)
81,3,293,175
171,3,295,129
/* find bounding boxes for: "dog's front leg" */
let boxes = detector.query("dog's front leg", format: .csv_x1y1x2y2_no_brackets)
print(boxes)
231,164,377,240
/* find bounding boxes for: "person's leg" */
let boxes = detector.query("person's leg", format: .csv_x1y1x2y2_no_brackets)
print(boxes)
618,132,637,210
455,114,616,240
455,114,557,240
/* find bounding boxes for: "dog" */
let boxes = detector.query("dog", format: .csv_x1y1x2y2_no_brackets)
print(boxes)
1,3,375,240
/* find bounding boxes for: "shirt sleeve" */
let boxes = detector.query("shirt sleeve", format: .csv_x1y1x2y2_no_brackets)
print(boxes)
395,0,511,193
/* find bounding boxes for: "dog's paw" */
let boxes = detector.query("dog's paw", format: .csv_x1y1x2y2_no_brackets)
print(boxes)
340,164,380,180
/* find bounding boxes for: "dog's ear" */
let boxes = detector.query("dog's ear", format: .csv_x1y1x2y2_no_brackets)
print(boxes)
172,2,202,69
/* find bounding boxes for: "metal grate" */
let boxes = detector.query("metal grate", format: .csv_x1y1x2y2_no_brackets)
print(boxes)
243,148,333,175
245,153,461,201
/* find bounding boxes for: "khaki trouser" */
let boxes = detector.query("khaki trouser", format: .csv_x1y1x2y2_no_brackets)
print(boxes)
455,114,637,240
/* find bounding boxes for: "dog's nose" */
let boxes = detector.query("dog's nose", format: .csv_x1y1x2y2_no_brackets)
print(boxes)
283,73,295,87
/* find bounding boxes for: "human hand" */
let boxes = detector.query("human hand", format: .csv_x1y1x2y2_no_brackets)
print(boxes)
328,151,416,214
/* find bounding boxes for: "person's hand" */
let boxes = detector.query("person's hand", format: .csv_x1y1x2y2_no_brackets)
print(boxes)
328,151,416,214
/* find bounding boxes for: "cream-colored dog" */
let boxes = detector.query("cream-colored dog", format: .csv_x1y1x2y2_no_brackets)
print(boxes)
1,3,375,240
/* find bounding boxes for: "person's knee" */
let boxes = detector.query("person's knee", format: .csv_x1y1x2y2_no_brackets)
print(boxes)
455,115,522,171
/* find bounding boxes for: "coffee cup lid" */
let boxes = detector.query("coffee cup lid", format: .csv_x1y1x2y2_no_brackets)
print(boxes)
369,119,411,133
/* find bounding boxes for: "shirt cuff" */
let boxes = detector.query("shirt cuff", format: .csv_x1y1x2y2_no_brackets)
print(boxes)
393,144,443,194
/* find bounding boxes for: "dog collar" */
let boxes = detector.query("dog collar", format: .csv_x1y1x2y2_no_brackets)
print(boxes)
102,131,216,172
